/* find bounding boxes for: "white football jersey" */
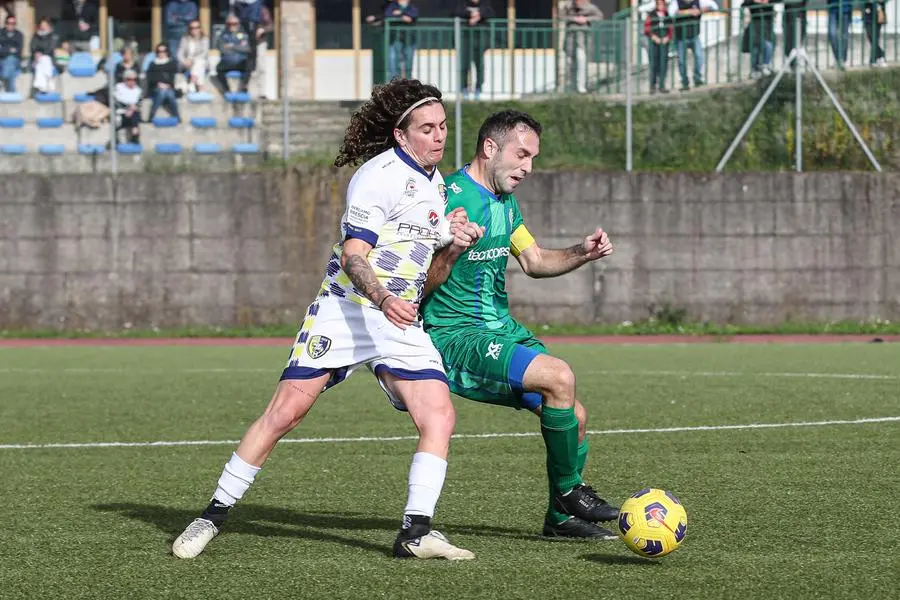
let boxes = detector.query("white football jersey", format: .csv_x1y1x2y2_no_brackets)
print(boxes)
317,147,449,309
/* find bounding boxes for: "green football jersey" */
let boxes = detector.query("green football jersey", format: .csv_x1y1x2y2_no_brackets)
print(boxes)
422,166,526,330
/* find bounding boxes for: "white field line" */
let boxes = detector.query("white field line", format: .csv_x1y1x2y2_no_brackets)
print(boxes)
1,416,898,451
0,367,898,380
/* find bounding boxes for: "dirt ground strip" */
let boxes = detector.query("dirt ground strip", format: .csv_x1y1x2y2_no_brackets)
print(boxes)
0,334,897,347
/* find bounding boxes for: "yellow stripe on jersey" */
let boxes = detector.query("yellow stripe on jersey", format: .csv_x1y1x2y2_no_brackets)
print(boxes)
510,224,536,257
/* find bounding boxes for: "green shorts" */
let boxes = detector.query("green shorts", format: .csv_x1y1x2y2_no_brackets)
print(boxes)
426,319,547,411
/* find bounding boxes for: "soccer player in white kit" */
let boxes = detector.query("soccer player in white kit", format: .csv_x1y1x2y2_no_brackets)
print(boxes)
172,79,484,561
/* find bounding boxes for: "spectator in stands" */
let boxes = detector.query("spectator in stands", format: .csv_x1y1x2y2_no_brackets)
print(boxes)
231,0,264,92
0,1,13,19
562,0,603,95
165,0,198,58
54,40,72,73
114,69,142,144
668,0,717,91
30,17,59,95
252,4,274,98
113,45,140,83
0,14,23,93
827,0,852,69
62,0,99,52
146,42,181,122
385,0,418,80
782,0,807,62
742,0,775,78
863,0,887,68
456,0,494,101
645,0,672,94
216,13,252,92
178,19,209,92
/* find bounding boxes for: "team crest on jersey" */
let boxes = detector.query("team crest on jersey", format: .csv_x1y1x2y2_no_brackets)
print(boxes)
428,210,440,227
438,183,447,204
404,177,418,197
306,335,332,359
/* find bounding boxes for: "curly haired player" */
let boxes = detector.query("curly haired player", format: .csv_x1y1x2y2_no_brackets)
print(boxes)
172,79,484,561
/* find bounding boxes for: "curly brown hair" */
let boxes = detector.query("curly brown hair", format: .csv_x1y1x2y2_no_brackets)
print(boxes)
333,79,443,168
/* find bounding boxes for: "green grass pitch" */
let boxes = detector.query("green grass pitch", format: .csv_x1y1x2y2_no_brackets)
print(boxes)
1,342,899,599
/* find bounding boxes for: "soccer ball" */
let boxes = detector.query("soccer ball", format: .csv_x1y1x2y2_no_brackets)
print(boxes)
616,488,687,558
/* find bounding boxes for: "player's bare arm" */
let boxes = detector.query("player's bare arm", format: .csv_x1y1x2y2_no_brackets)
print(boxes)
341,238,418,328
515,226,613,278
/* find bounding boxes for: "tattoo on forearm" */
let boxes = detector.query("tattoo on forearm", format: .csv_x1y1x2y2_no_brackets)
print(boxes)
344,254,388,304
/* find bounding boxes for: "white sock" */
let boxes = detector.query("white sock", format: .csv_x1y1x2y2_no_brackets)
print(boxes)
212,452,261,506
403,452,448,517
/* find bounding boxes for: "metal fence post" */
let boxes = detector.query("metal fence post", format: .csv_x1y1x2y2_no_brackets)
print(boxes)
281,15,289,163
794,13,802,173
625,11,633,172
454,17,463,170
108,16,117,175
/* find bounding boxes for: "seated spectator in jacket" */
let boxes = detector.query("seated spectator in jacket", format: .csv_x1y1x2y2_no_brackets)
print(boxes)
645,0,672,94
216,14,251,92
0,13,23,92
30,17,59,94
145,43,181,121
178,19,209,92
62,0,99,52
113,45,140,83
114,69,142,143
165,0,197,57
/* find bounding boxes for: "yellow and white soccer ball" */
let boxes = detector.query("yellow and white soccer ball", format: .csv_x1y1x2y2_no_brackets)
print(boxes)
617,488,688,558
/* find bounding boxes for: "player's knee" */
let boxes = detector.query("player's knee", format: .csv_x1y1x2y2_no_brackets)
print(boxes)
545,362,576,405
261,385,310,434
419,400,456,440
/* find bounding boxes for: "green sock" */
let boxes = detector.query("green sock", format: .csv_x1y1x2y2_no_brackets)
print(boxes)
547,437,590,524
577,437,589,479
541,405,581,495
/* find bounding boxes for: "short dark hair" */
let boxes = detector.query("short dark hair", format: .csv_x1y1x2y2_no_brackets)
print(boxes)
475,110,542,155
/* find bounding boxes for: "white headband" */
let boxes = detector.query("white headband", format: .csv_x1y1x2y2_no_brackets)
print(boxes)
395,96,440,128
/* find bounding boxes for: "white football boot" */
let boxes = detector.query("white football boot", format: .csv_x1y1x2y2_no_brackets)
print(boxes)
172,518,219,559
393,530,475,560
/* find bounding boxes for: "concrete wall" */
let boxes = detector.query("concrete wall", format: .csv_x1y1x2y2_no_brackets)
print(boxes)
1,171,898,330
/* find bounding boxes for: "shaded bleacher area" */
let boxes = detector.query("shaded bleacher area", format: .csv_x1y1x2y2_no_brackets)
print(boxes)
0,51,261,170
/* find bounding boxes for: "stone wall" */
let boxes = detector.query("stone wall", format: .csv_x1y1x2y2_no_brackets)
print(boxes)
1,170,898,330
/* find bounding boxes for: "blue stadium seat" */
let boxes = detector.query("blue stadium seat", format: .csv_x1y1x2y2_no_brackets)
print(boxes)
186,91,213,104
155,143,183,154
0,144,26,155
228,117,255,129
117,143,143,155
0,117,25,128
74,93,95,103
78,144,106,155
35,92,62,103
37,117,64,128
224,91,251,104
193,143,222,154
0,92,24,103
233,143,259,154
190,117,217,129
68,52,97,77
39,145,65,156
151,116,180,128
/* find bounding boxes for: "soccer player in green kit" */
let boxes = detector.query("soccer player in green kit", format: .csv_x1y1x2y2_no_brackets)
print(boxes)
421,110,619,539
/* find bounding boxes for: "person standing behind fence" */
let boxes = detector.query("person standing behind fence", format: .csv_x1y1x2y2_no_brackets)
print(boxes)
863,0,887,68
741,0,775,78
562,0,602,95
668,0,717,91
456,0,494,101
827,0,852,69
385,0,419,80
782,0,807,62
645,0,672,94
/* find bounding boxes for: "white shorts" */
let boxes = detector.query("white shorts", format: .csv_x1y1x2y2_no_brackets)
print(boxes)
280,296,448,410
